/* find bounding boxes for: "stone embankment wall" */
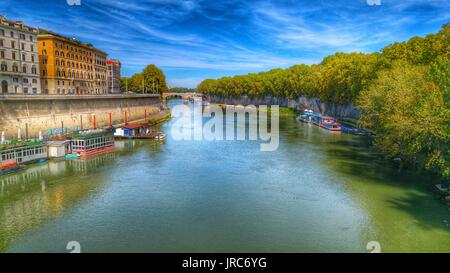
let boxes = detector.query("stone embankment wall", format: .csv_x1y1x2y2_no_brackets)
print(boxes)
0,94,162,138
207,95,361,121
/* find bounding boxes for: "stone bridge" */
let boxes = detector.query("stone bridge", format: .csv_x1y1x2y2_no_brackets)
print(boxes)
162,92,202,101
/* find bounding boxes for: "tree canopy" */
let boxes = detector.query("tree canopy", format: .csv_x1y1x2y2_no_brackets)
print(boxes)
121,64,168,95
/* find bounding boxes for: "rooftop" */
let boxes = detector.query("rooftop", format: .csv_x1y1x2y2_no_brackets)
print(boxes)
38,28,107,55
0,139,44,151
123,123,150,130
0,15,38,34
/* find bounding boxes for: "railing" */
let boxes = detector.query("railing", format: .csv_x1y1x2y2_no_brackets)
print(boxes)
0,93,160,100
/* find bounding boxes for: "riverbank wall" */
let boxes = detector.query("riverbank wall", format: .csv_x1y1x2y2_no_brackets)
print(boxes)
206,95,361,122
0,94,162,139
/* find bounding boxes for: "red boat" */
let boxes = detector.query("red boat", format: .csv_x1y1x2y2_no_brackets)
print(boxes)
0,162,20,175
319,116,341,131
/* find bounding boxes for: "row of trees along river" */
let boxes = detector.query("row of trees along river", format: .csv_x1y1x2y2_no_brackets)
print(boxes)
197,23,450,183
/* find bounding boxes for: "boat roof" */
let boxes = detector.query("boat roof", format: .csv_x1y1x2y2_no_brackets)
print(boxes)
0,140,44,151
122,123,150,130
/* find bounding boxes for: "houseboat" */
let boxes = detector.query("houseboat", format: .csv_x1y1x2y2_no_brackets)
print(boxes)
114,123,166,140
0,140,48,174
69,129,115,158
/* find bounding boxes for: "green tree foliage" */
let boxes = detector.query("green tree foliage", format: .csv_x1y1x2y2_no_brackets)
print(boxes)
121,64,168,95
142,64,168,95
357,61,449,180
198,53,381,104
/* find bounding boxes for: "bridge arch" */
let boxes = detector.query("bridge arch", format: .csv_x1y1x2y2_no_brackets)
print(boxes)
162,92,203,101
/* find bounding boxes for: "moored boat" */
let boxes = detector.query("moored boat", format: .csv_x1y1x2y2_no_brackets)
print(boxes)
114,123,165,140
0,162,20,175
0,140,48,167
341,125,371,136
70,129,115,158
320,116,341,131
307,112,341,132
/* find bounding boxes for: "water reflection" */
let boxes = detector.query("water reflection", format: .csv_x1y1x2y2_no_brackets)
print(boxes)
0,153,116,251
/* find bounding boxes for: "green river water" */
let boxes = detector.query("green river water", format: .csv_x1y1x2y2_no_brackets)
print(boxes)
0,99,449,252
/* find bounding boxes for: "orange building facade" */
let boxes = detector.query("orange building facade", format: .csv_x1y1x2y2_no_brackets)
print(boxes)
37,30,107,95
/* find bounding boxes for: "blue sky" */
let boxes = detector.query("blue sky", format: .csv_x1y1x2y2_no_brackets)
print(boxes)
1,0,449,87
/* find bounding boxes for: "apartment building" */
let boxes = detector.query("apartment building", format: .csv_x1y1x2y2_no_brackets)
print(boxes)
0,16,41,94
37,29,108,95
106,59,121,94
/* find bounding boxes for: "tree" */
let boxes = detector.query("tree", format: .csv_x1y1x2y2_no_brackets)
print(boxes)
357,61,449,179
120,64,169,95
142,64,168,95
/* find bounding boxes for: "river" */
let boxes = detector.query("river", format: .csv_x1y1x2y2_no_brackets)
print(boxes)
0,99,449,253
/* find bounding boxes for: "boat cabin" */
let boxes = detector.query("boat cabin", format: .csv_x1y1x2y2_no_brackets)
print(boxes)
70,129,115,157
114,123,151,138
47,140,72,158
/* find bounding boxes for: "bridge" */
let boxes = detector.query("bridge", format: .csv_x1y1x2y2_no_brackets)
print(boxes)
162,92,202,101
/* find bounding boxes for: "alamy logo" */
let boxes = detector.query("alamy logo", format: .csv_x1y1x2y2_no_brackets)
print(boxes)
170,102,279,151
67,0,81,6
367,0,381,6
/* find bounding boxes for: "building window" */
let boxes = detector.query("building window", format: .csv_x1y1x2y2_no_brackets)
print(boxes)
1,80,7,93
12,51,16,60
13,77,19,83
23,78,28,83
22,53,26,61
31,66,37,74
31,44,34,52
0,29,4,36
32,79,37,84
0,39,3,47
12,64,18,72
31,55,35,62
32,87,37,94
20,33,25,40
10,31,14,38
22,65,27,73
11,41,15,49
23,87,28,94
21,43,25,50
0,62,6,71
30,35,33,42
0,51,4,58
